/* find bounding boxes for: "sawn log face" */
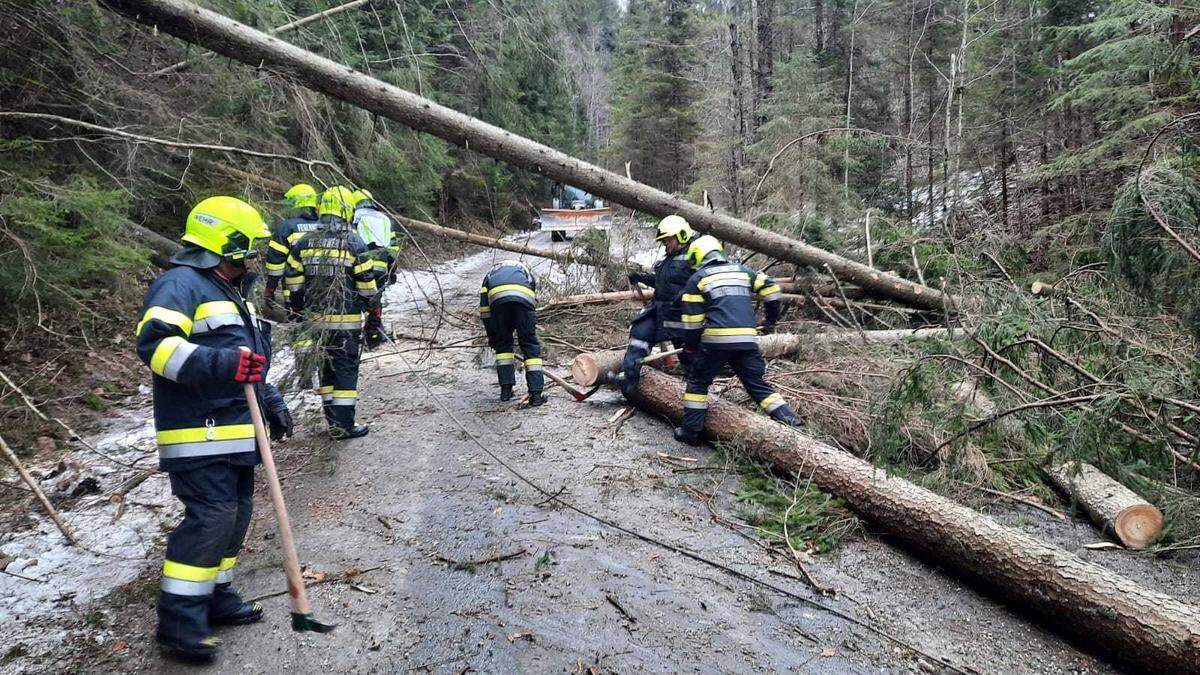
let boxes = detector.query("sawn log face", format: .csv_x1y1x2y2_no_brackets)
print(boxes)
629,368,1200,672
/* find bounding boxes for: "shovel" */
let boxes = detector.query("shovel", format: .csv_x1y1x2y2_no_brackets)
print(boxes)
244,383,336,633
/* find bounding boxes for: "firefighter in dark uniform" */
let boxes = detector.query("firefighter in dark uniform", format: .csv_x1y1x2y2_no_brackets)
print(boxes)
619,215,697,397
136,196,293,660
284,186,378,438
351,188,400,350
263,183,321,306
674,235,802,445
479,260,545,405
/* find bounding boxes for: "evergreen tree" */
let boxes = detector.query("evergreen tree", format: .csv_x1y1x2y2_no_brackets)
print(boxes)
608,0,703,193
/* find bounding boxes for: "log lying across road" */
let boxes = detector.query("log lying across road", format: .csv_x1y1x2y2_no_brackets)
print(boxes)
571,328,951,386
391,214,622,269
626,369,1200,672
97,0,949,312
1047,462,1164,549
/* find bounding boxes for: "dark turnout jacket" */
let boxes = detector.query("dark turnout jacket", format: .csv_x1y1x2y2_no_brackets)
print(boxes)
679,257,782,350
629,251,693,339
283,221,379,330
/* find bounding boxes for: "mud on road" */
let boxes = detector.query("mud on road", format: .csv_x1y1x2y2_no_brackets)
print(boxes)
10,230,1199,674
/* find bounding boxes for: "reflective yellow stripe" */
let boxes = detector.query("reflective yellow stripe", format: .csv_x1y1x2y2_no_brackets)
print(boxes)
753,275,766,291
488,284,535,299
759,393,783,409
137,307,193,337
681,294,704,303
702,327,758,336
356,280,376,290
287,255,302,268
524,358,543,366
495,352,514,360
287,232,305,243
156,424,255,445
269,240,290,254
218,557,238,571
315,313,362,322
758,284,781,297
683,393,708,402
331,390,357,398
480,286,489,293
150,336,185,376
318,385,334,394
479,307,491,314
265,261,286,272
302,248,353,260
163,560,219,582
698,272,750,289
194,300,239,321
681,313,705,323
372,260,388,270
353,261,374,275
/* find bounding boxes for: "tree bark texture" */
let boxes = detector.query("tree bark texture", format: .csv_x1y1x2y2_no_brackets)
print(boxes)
1047,462,1164,549
627,369,1200,672
97,0,949,312
571,328,951,386
392,214,621,269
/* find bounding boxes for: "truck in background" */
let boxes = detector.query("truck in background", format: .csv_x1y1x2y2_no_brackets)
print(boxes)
537,183,614,242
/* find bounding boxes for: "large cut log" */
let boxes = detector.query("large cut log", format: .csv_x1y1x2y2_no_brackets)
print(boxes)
1047,462,1164,549
571,328,950,386
541,288,653,309
626,369,1200,672
97,0,949,312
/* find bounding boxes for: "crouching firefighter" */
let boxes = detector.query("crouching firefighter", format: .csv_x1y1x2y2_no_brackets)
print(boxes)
285,185,379,439
136,196,294,660
479,260,546,405
619,215,696,397
351,188,400,350
673,235,802,446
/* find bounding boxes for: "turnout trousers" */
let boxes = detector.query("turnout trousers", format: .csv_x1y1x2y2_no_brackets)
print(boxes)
680,347,798,437
157,461,254,643
620,308,690,397
491,302,544,393
317,330,361,430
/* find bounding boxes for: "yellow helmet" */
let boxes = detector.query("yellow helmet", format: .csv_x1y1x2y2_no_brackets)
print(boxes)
182,196,269,260
686,234,724,269
283,183,318,210
318,186,355,222
655,214,695,245
350,188,374,208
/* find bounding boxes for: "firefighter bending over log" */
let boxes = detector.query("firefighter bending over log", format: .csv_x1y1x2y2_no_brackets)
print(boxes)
480,260,546,406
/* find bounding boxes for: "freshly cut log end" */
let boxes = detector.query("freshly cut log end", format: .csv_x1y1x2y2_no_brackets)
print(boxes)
1048,462,1164,549
572,354,603,387
1114,504,1165,550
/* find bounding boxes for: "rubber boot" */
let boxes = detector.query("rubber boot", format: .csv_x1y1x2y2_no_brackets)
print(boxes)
156,635,222,662
528,390,547,407
673,427,703,447
210,584,264,626
499,384,514,402
330,424,369,439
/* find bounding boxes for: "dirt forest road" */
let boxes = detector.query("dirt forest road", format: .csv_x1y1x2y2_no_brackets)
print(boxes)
62,230,1196,674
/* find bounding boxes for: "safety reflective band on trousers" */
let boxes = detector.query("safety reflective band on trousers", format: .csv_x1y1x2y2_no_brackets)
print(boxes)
161,559,218,596
312,313,364,330
157,424,257,459
683,393,709,409
759,393,786,413
320,387,358,405
629,339,651,351
524,358,543,371
216,557,237,584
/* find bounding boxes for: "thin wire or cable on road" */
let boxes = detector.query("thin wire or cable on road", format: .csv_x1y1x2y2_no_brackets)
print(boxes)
384,341,968,674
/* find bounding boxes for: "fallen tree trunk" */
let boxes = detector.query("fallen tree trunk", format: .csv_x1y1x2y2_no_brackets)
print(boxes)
127,221,181,269
542,288,653,308
571,328,950,386
627,369,1200,672
1047,462,1164,549
97,0,949,312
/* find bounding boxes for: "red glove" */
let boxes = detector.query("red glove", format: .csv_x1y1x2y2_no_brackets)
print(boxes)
233,347,266,383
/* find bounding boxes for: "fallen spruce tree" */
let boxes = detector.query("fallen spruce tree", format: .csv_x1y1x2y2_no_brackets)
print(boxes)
97,0,950,312
571,329,952,386
623,368,1200,671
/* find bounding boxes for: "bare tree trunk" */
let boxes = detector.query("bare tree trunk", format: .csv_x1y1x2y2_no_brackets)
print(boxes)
98,0,950,311
904,0,916,221
753,0,774,130
843,0,859,198
814,0,826,53
623,369,1200,673
729,22,746,215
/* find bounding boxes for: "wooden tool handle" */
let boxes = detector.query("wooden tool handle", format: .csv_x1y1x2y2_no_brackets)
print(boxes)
244,383,312,615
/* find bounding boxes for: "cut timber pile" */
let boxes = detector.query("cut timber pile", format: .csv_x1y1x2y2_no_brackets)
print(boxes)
1047,462,1164,549
626,369,1200,672
98,0,950,312
571,328,951,386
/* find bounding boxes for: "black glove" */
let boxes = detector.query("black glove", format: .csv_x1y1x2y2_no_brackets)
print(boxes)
262,384,293,441
627,272,639,284
761,322,777,335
